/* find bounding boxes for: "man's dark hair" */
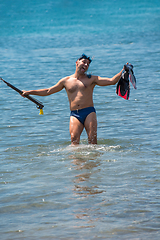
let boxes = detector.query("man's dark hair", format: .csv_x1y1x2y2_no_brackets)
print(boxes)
78,54,92,64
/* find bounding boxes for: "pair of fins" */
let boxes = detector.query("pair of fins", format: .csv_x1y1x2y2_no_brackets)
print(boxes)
116,64,137,100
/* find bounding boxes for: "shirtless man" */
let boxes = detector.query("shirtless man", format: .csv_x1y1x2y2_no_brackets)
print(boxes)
22,54,123,145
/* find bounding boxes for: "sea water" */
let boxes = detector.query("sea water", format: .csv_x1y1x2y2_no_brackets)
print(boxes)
0,0,160,239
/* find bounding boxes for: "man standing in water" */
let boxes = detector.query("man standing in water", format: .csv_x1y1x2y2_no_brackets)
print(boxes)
22,54,123,145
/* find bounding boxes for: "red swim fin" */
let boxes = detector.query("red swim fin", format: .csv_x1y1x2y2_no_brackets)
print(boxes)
116,76,130,100
116,63,137,100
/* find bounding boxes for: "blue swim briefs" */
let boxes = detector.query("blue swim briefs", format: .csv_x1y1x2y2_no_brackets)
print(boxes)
70,107,96,125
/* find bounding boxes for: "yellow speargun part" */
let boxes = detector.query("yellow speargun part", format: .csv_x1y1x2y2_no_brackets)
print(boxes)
39,109,43,115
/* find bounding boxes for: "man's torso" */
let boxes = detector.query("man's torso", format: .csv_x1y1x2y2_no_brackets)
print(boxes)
63,74,97,111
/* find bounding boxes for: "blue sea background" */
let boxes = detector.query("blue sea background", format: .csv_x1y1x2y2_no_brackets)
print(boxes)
0,0,160,239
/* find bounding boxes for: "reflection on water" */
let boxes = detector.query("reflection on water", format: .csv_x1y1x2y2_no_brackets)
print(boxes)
72,158,104,197
68,147,105,229
66,143,120,204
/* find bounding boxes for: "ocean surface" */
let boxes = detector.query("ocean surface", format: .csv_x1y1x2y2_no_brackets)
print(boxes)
0,0,160,239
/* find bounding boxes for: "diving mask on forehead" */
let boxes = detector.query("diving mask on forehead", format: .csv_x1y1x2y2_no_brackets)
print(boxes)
78,54,92,64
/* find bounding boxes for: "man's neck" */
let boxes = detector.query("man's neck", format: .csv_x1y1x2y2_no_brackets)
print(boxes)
74,71,86,79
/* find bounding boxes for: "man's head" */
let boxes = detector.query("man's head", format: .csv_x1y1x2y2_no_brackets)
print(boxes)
76,54,92,75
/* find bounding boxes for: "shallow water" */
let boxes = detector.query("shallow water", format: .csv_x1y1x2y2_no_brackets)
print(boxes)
1,142,160,240
0,0,160,239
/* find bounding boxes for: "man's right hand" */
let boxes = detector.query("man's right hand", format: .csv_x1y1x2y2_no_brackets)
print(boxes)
21,91,30,97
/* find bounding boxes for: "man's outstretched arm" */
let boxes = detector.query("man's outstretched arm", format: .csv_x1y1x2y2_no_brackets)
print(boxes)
22,78,66,96
94,69,123,86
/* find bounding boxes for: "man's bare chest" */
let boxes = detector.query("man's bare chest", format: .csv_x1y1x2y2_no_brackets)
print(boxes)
65,78,92,93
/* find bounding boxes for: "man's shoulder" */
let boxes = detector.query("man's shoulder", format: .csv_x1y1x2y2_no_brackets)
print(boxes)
60,75,71,82
88,75,98,84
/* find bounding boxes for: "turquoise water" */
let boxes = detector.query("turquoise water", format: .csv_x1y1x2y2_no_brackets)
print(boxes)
0,0,160,239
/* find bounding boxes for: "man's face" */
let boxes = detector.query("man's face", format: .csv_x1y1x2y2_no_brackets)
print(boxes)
76,58,90,74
